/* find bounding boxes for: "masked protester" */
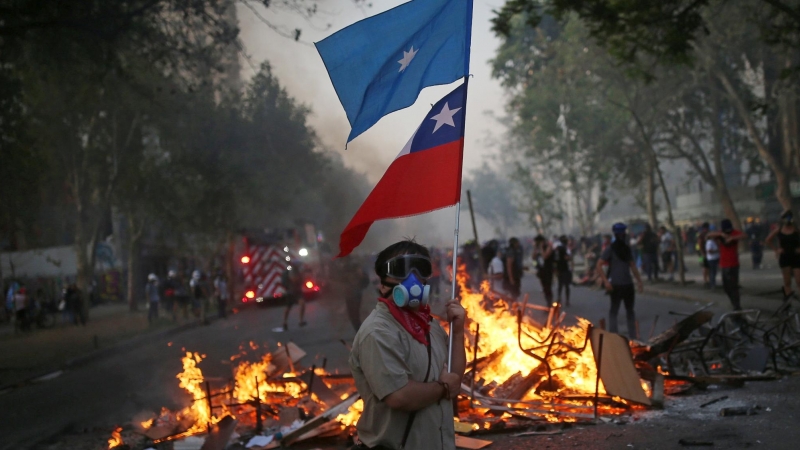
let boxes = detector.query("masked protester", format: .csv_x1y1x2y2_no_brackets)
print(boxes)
349,240,466,450
707,219,746,310
504,237,524,300
596,223,644,339
766,210,800,302
532,235,555,305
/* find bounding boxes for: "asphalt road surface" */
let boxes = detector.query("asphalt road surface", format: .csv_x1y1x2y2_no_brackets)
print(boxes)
0,274,782,449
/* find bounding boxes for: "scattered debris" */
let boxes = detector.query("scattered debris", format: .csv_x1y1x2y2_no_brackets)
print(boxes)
512,429,563,437
101,267,800,449
699,396,729,408
678,438,714,446
591,328,651,406
719,406,759,416
455,435,493,449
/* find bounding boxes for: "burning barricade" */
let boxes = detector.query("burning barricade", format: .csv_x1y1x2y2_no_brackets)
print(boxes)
109,267,798,449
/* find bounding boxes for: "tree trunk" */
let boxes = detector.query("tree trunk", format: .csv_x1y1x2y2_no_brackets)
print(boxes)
716,68,793,211
709,84,743,230
127,239,140,312
632,113,685,284
653,159,686,285
645,153,658,228
226,232,235,305
125,215,144,312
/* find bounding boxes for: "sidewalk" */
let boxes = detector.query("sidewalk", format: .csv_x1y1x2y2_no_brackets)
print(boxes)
0,302,195,389
641,250,787,311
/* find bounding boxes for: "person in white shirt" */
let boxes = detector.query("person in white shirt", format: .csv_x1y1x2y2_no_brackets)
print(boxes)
705,235,720,289
488,249,505,293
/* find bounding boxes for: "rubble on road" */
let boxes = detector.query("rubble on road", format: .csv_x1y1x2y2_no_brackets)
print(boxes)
98,268,800,450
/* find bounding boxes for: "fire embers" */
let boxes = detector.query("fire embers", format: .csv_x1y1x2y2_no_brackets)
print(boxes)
456,267,652,428
133,341,362,447
107,426,124,449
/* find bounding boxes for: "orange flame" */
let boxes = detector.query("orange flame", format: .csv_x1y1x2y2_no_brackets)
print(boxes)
335,398,363,427
107,426,123,449
458,270,604,399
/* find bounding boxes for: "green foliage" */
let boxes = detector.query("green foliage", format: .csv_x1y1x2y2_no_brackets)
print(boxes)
492,0,800,76
492,15,624,234
0,0,372,268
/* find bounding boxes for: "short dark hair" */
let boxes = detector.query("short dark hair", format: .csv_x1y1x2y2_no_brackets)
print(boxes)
374,239,430,281
534,234,545,242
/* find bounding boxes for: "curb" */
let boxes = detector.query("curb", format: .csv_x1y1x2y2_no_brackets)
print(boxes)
642,285,785,314
642,287,715,305
0,315,218,395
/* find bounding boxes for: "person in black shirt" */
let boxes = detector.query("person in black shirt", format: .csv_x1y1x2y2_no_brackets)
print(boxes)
533,235,555,305
597,223,644,339
554,235,572,306
766,210,800,301
638,224,660,281
504,237,524,300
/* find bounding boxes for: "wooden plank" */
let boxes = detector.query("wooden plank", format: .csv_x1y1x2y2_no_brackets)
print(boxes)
493,365,548,400
200,416,238,450
634,311,713,361
456,435,493,449
297,370,341,406
591,328,651,406
270,342,307,375
280,392,360,446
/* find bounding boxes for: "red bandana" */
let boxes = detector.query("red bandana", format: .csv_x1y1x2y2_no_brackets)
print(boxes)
378,297,431,345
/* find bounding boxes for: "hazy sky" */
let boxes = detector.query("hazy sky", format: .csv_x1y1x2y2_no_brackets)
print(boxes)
237,0,511,248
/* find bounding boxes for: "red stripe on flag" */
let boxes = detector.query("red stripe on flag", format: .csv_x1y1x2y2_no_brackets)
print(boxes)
338,139,463,257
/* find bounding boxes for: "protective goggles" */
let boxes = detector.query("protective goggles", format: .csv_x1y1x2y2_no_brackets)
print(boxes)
384,254,433,280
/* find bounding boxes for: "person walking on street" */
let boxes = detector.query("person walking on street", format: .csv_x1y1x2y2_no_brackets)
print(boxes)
554,235,572,306
708,219,745,310
162,270,179,322
533,235,555,305
488,248,505,293
697,222,710,287
766,210,800,302
659,226,676,281
14,286,29,332
639,224,660,281
504,237,524,300
278,263,306,332
705,231,720,289
63,283,84,325
596,223,644,339
145,274,160,324
190,270,208,321
349,240,466,450
213,272,229,319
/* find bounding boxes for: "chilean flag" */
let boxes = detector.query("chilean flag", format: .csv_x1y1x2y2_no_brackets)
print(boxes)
337,83,466,257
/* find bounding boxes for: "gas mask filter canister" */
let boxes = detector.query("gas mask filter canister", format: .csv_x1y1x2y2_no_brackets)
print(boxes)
392,273,431,308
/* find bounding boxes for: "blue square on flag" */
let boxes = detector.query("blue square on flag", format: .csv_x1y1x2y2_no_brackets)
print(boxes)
315,0,471,143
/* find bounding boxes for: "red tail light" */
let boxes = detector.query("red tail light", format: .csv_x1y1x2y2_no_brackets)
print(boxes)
305,281,314,289
245,290,255,299
241,256,251,264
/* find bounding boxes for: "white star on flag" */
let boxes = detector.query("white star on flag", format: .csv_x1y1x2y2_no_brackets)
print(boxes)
397,46,418,73
429,102,462,133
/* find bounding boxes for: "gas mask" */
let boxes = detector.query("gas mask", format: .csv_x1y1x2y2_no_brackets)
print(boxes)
392,272,431,308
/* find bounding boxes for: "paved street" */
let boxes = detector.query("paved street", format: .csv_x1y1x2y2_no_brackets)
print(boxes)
1,270,798,450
